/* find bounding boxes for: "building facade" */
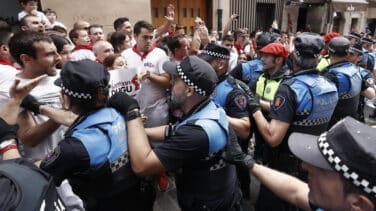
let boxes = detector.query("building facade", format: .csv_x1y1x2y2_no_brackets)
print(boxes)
0,0,373,37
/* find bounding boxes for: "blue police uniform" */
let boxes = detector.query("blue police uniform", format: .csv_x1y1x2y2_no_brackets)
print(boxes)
360,49,375,71
41,108,153,211
323,61,362,127
357,66,375,122
268,69,338,175
231,59,263,92
155,100,241,210
256,69,338,211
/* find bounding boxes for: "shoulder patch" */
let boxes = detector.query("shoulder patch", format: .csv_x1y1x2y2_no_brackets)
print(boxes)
43,146,61,166
273,95,286,110
234,95,247,111
367,77,375,86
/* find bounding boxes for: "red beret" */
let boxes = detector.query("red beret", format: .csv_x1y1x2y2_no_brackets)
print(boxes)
324,32,340,43
260,43,288,58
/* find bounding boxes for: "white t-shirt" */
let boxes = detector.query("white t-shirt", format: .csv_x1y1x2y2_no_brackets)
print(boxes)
18,10,49,24
122,47,169,127
17,74,66,160
0,65,18,107
71,49,96,62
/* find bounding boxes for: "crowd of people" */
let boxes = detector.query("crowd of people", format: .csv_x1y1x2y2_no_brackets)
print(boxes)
0,0,375,211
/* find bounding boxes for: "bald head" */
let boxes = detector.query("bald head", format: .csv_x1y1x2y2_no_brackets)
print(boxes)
93,40,114,63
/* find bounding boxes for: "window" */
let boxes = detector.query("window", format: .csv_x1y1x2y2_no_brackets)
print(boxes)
153,8,158,18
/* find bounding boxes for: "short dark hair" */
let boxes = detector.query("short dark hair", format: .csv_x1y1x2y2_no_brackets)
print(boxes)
88,24,103,35
113,17,129,31
49,34,71,53
222,35,234,42
0,31,13,46
69,28,85,44
18,0,36,4
20,15,38,27
110,32,126,53
133,21,153,36
103,53,122,69
9,31,53,67
167,34,186,55
43,8,56,16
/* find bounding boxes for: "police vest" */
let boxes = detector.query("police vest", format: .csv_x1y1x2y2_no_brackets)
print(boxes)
174,101,237,200
256,74,283,101
213,77,240,108
241,59,263,91
327,62,362,124
175,101,228,154
70,108,138,198
360,50,375,71
317,55,330,72
284,74,338,130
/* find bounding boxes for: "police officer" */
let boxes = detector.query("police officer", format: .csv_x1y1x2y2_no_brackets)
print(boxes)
231,32,281,92
322,36,362,127
109,55,242,210
250,33,339,211
317,32,340,71
224,116,376,211
199,43,251,199
347,43,376,122
253,42,290,163
359,37,376,73
24,60,154,211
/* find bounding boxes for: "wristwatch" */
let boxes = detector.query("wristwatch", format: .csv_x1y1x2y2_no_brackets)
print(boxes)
126,108,141,121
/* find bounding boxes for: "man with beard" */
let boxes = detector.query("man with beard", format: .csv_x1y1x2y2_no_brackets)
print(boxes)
198,43,251,199
109,56,242,210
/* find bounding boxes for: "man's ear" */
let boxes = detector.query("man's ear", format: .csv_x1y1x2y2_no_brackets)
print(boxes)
186,86,195,97
19,54,32,66
276,56,284,65
347,194,375,211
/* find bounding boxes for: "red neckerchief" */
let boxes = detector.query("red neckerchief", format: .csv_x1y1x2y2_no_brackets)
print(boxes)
95,59,103,64
132,45,156,61
0,58,14,67
234,44,244,54
73,45,93,52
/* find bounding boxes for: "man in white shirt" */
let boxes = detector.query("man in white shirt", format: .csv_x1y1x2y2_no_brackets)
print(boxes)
122,20,170,127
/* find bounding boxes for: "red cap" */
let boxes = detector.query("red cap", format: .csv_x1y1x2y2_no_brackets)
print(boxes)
324,32,340,43
260,43,289,58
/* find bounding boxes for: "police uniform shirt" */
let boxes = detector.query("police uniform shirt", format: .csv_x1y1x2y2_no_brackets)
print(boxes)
360,68,374,91
223,88,249,119
230,63,244,83
40,138,89,186
268,84,297,125
153,125,209,171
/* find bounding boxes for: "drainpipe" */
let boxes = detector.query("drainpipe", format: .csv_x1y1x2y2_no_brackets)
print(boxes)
218,0,223,40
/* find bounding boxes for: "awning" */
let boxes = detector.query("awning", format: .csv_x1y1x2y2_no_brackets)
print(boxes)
331,0,368,11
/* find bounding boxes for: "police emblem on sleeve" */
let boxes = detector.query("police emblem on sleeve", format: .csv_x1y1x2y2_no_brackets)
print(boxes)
273,95,285,110
367,78,375,86
43,146,61,165
234,95,247,111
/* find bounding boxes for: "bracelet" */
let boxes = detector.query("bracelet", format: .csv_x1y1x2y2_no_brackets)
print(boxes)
127,108,141,121
0,144,18,155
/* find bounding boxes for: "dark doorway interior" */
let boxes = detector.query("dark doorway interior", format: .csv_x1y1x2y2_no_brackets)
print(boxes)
255,3,275,31
297,7,307,32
